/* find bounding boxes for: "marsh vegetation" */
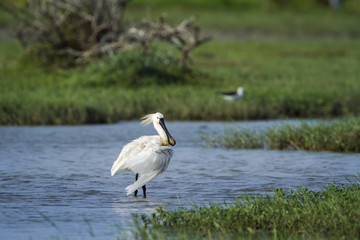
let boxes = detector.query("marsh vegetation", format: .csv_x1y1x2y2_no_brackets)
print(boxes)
1,38,360,124
200,118,360,152
134,176,360,239
1,0,360,124
1,1,359,238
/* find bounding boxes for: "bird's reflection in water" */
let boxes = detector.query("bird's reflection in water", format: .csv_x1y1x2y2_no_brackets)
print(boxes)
111,197,172,216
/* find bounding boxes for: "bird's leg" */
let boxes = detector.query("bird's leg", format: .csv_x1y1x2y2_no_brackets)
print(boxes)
142,185,146,198
134,173,139,197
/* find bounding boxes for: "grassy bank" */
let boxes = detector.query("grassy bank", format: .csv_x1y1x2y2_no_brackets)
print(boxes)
127,4,360,37
134,178,360,239
200,118,360,152
1,3,360,125
1,38,359,125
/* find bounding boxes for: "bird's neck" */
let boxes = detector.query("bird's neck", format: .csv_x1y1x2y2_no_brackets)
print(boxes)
154,123,169,146
160,137,169,146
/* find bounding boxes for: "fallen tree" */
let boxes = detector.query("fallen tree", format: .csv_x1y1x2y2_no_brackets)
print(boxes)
1,0,211,67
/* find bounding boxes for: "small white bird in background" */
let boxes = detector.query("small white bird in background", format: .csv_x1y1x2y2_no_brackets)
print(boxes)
220,87,244,101
111,112,176,198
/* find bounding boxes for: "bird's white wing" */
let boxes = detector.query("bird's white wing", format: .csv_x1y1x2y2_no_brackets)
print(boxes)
124,146,172,175
111,139,142,176
124,146,173,195
111,136,168,176
111,135,173,195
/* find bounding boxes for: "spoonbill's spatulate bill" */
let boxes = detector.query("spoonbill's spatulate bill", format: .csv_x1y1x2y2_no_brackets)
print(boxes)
111,112,176,198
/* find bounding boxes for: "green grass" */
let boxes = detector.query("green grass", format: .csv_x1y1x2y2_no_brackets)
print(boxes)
126,6,360,37
131,0,360,12
1,3,360,125
1,37,360,124
125,0,360,38
133,177,360,239
200,118,360,152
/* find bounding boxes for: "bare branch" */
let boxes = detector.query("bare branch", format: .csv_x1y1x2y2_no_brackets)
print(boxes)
11,0,210,67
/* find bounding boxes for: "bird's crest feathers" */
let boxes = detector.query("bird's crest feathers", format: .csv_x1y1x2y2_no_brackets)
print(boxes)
141,112,163,126
141,113,155,126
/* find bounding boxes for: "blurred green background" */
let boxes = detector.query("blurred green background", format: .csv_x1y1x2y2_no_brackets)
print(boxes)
1,0,359,124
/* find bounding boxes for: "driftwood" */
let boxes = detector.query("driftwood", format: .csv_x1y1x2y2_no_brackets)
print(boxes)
1,0,211,67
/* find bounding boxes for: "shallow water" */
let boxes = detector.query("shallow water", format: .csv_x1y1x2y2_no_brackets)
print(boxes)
0,120,359,239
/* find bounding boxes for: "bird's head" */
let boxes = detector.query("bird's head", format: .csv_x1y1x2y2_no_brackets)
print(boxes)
237,87,244,96
141,112,176,146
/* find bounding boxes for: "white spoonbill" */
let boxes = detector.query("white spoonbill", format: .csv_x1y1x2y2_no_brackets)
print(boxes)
111,112,176,198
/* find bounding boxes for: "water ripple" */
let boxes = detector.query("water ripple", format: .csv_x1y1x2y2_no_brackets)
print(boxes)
0,121,359,239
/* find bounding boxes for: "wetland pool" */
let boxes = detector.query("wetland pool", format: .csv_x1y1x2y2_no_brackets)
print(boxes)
0,120,359,239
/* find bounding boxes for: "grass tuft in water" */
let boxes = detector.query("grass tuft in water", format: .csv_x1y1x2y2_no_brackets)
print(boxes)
133,176,360,239
200,118,360,152
38,211,69,240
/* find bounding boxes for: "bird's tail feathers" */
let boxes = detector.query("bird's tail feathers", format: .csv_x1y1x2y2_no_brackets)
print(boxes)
125,171,159,195
111,157,125,176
